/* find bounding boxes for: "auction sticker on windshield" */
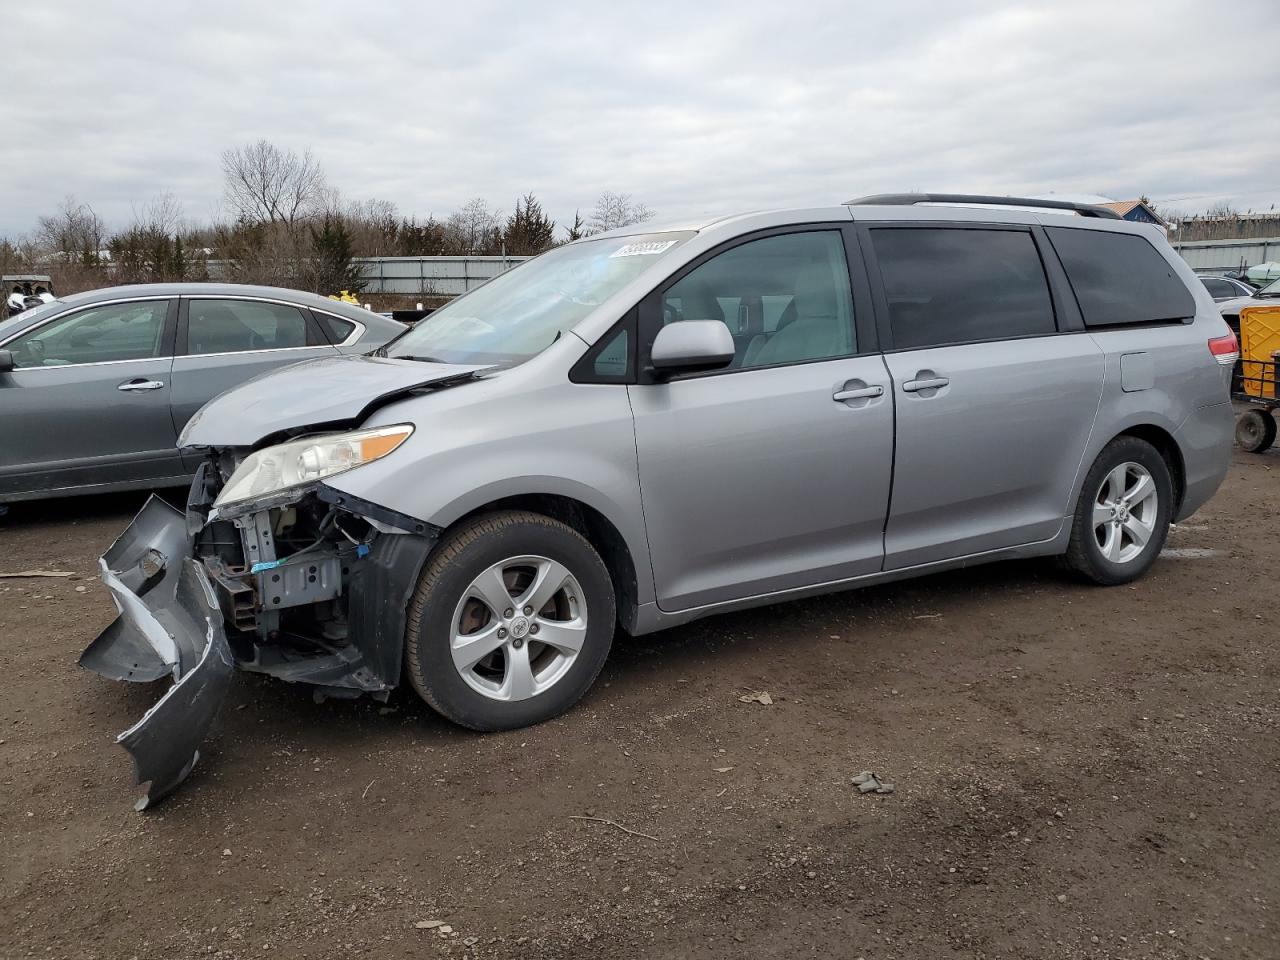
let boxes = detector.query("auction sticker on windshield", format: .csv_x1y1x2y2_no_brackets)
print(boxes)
609,240,679,258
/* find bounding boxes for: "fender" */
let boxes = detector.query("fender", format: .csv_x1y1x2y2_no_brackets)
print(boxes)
325,362,657,608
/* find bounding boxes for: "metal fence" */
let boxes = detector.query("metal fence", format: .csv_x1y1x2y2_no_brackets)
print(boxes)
208,244,1280,296
354,256,530,296
1171,237,1280,275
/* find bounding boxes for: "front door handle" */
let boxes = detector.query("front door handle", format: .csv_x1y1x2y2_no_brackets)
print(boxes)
902,376,949,393
833,385,884,402
117,379,165,392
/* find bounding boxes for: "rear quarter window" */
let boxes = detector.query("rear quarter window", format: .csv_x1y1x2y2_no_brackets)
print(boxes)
314,312,357,343
1047,227,1195,328
1201,278,1233,299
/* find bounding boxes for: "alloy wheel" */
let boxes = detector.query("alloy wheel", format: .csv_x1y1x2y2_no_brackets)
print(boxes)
1092,461,1158,564
449,555,587,701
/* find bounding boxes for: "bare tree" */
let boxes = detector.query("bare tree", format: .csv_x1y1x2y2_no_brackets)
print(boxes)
0,238,23,276
1,233,43,273
212,218,300,287
109,192,194,284
131,192,186,236
443,197,502,254
220,140,327,232
588,191,654,234
344,197,401,255
36,195,106,264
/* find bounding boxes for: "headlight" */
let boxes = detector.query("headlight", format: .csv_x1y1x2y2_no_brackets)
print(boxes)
214,424,413,508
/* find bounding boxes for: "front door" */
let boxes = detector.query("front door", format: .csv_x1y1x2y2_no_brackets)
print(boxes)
629,227,894,612
863,224,1105,570
0,297,181,497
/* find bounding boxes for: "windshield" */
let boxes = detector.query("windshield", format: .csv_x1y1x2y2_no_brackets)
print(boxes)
1256,277,1280,297
386,232,692,366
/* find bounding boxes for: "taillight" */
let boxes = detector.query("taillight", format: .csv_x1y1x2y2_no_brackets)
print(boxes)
1208,332,1239,366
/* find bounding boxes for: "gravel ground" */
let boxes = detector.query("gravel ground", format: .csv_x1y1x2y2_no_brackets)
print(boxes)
1,449,1277,959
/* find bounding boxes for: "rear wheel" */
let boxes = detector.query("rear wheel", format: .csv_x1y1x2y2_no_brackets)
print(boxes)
1064,437,1172,585
1235,409,1277,453
404,511,615,731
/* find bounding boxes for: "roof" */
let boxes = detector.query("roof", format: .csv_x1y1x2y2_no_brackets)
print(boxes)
1097,199,1165,224
846,193,1121,219
61,281,335,305
581,195,1158,244
1098,200,1141,217
57,282,383,323
11,282,404,333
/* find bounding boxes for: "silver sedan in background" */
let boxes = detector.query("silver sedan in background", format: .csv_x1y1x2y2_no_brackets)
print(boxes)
0,283,405,502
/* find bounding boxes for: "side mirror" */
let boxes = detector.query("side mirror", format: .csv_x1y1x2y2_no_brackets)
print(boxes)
649,320,735,376
0,350,13,373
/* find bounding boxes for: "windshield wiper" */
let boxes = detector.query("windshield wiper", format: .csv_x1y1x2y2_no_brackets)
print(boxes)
393,354,452,364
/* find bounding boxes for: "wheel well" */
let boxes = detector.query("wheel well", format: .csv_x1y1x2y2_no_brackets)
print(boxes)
454,494,640,634
1118,424,1186,514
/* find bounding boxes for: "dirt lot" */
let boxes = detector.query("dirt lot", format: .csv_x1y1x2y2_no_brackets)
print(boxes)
1,450,1277,960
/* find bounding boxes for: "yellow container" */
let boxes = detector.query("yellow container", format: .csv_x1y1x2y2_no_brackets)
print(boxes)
1239,305,1280,399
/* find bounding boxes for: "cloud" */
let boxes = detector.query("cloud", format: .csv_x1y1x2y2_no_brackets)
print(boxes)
2,0,1277,236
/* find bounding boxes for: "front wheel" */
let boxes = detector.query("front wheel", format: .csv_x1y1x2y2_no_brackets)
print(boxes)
404,511,615,731
1064,437,1173,585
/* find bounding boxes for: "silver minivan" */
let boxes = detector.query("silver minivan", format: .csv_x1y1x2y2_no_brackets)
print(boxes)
83,195,1237,807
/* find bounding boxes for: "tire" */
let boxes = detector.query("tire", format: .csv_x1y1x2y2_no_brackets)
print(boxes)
404,510,615,731
1064,436,1173,586
1235,409,1277,453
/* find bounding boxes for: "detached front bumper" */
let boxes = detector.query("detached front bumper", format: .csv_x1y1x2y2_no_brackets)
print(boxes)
82,475,438,810
80,496,234,810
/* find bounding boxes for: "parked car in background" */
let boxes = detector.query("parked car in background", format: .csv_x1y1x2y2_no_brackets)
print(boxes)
1216,275,1280,333
0,284,404,502
1199,275,1256,302
83,194,1235,808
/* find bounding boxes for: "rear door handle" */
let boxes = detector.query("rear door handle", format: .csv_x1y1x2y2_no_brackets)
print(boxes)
117,379,165,392
902,377,949,393
833,385,884,402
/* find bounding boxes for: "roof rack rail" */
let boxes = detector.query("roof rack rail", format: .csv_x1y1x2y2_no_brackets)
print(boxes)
845,193,1121,219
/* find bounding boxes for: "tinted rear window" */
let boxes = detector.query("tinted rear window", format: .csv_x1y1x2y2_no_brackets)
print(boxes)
1047,227,1195,327
870,227,1056,349
187,299,309,354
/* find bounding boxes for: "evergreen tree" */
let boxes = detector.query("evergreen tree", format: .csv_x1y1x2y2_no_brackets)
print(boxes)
564,210,586,242
502,194,556,255
308,214,366,295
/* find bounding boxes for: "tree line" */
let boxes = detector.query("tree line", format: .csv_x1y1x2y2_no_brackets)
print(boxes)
0,139,656,296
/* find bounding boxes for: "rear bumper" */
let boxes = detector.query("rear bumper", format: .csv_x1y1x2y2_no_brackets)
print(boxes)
1174,400,1234,521
80,496,234,810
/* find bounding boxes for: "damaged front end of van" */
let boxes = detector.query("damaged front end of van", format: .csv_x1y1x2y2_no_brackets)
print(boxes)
80,355,487,809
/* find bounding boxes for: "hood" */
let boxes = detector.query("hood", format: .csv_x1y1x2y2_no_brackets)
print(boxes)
178,354,491,449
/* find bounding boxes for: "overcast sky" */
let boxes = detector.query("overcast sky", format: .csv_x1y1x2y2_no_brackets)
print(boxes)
4,0,1278,237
